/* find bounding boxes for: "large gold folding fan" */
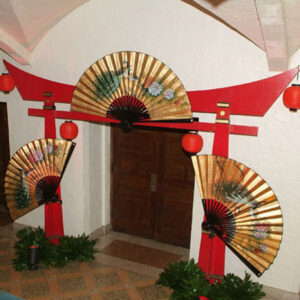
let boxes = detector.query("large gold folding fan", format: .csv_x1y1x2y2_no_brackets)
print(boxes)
192,155,283,277
4,139,75,220
71,51,192,129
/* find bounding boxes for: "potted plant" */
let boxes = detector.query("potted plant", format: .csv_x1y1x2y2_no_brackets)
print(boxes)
156,259,265,300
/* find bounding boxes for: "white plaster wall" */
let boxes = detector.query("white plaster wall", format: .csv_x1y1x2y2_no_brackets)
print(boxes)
2,0,300,294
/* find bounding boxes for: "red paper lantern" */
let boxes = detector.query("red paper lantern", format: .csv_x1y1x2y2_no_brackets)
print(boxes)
0,73,15,93
60,121,78,140
283,84,300,111
182,132,203,154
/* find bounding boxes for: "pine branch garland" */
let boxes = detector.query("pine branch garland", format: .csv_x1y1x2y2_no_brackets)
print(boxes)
13,227,98,271
156,260,265,300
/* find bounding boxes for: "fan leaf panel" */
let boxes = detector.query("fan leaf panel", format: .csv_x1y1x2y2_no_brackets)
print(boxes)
4,139,75,220
71,51,192,123
192,155,283,277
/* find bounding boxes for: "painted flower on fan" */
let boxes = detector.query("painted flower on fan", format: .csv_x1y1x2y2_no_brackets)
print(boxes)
148,81,163,96
253,224,270,240
259,244,268,253
44,144,53,154
164,88,175,100
254,248,260,254
28,150,44,164
54,145,60,156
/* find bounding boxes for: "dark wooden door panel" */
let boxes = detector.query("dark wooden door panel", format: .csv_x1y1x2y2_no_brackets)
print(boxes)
111,126,158,238
117,127,156,155
118,157,153,175
156,199,193,247
111,126,194,247
113,167,155,236
113,191,153,237
159,132,194,183
155,131,194,247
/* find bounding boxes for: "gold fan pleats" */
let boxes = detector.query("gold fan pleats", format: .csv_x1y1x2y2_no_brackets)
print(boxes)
71,51,192,123
192,155,283,277
4,139,75,220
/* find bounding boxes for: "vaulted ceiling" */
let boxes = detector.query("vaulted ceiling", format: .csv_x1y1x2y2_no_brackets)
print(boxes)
0,0,300,70
186,0,300,71
0,0,89,64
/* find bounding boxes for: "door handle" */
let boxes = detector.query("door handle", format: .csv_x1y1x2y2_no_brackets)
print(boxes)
150,174,157,192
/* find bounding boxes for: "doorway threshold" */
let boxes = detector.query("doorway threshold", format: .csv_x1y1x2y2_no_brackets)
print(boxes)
94,231,189,278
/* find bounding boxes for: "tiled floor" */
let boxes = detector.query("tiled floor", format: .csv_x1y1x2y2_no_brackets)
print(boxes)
1,223,298,300
0,223,189,299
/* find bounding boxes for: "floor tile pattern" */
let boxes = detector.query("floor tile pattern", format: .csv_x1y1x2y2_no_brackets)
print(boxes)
0,225,186,299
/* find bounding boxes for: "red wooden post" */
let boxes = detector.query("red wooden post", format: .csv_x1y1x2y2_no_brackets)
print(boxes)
197,103,230,282
43,96,64,244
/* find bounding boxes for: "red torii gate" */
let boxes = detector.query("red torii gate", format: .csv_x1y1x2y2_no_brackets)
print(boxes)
4,59,298,279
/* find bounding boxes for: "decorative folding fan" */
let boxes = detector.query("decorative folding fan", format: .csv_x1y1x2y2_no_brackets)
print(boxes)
4,139,75,220
192,155,283,277
71,51,192,129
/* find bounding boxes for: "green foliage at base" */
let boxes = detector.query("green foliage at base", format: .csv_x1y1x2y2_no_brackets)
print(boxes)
208,272,265,300
13,227,55,270
156,259,210,300
54,234,97,268
156,259,265,300
13,227,98,271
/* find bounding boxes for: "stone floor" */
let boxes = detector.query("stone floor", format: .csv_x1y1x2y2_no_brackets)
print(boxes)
1,215,298,300
0,222,189,300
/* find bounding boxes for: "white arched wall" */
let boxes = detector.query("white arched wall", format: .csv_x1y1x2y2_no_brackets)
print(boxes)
1,0,300,295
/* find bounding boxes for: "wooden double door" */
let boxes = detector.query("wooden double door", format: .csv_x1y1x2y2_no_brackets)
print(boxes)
111,126,195,248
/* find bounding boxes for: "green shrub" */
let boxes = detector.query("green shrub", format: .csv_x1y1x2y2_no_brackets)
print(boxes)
208,272,265,300
55,234,98,267
156,259,210,300
156,260,265,300
13,227,57,271
13,227,98,271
